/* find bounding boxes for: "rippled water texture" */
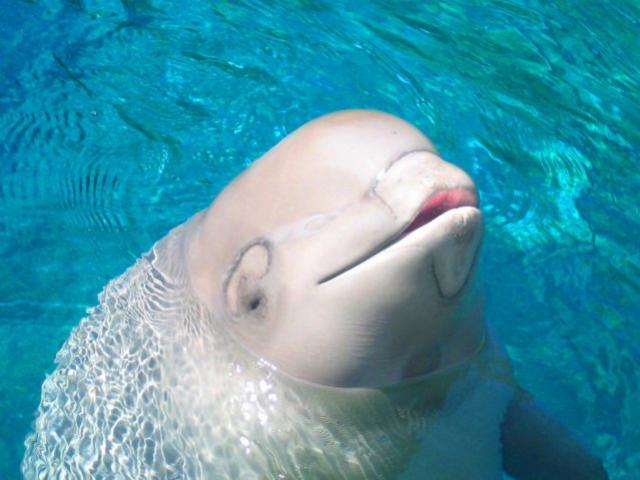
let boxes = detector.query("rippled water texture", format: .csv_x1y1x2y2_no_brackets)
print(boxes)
0,0,638,478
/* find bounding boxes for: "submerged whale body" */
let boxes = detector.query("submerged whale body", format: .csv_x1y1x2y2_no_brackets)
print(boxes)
23,226,513,479
23,110,605,479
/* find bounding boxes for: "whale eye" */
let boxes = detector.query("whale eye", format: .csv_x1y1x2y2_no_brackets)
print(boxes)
248,297,261,311
237,282,266,316
224,239,271,320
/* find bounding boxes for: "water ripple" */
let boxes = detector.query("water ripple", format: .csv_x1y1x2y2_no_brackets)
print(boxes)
0,0,638,478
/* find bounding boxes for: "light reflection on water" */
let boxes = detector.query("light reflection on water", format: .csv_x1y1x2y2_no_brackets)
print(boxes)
0,0,638,478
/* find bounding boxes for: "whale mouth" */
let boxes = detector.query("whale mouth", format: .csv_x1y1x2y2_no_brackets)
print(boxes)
318,187,478,284
400,188,478,237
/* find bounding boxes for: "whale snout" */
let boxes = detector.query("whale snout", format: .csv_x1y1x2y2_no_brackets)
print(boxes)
372,149,477,227
318,147,482,291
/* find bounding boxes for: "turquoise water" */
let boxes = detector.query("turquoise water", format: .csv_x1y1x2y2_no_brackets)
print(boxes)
1,0,638,478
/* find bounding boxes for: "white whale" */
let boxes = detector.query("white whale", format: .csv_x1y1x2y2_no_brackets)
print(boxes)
23,110,607,479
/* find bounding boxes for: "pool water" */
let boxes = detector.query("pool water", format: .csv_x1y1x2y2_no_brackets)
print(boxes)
1,0,638,478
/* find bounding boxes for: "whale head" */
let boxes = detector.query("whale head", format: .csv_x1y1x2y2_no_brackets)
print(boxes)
187,110,484,388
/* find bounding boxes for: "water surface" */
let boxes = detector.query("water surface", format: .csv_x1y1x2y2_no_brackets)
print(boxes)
0,0,638,478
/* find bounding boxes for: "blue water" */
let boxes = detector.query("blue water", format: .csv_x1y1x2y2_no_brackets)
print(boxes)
1,0,638,478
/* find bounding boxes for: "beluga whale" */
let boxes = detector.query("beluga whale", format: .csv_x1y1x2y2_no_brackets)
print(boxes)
23,110,608,479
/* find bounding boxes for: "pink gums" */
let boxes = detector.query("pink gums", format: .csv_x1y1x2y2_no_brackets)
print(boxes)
403,188,478,235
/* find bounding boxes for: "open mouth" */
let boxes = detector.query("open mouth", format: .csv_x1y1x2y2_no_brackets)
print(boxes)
401,188,478,237
318,187,478,284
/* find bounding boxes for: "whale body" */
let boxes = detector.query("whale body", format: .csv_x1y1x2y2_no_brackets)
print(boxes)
24,111,604,479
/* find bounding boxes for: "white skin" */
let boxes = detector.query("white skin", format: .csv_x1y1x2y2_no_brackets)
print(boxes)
185,110,608,478
187,110,483,387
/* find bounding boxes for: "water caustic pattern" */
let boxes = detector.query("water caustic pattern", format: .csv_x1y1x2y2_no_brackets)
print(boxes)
0,0,637,478
20,224,515,479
